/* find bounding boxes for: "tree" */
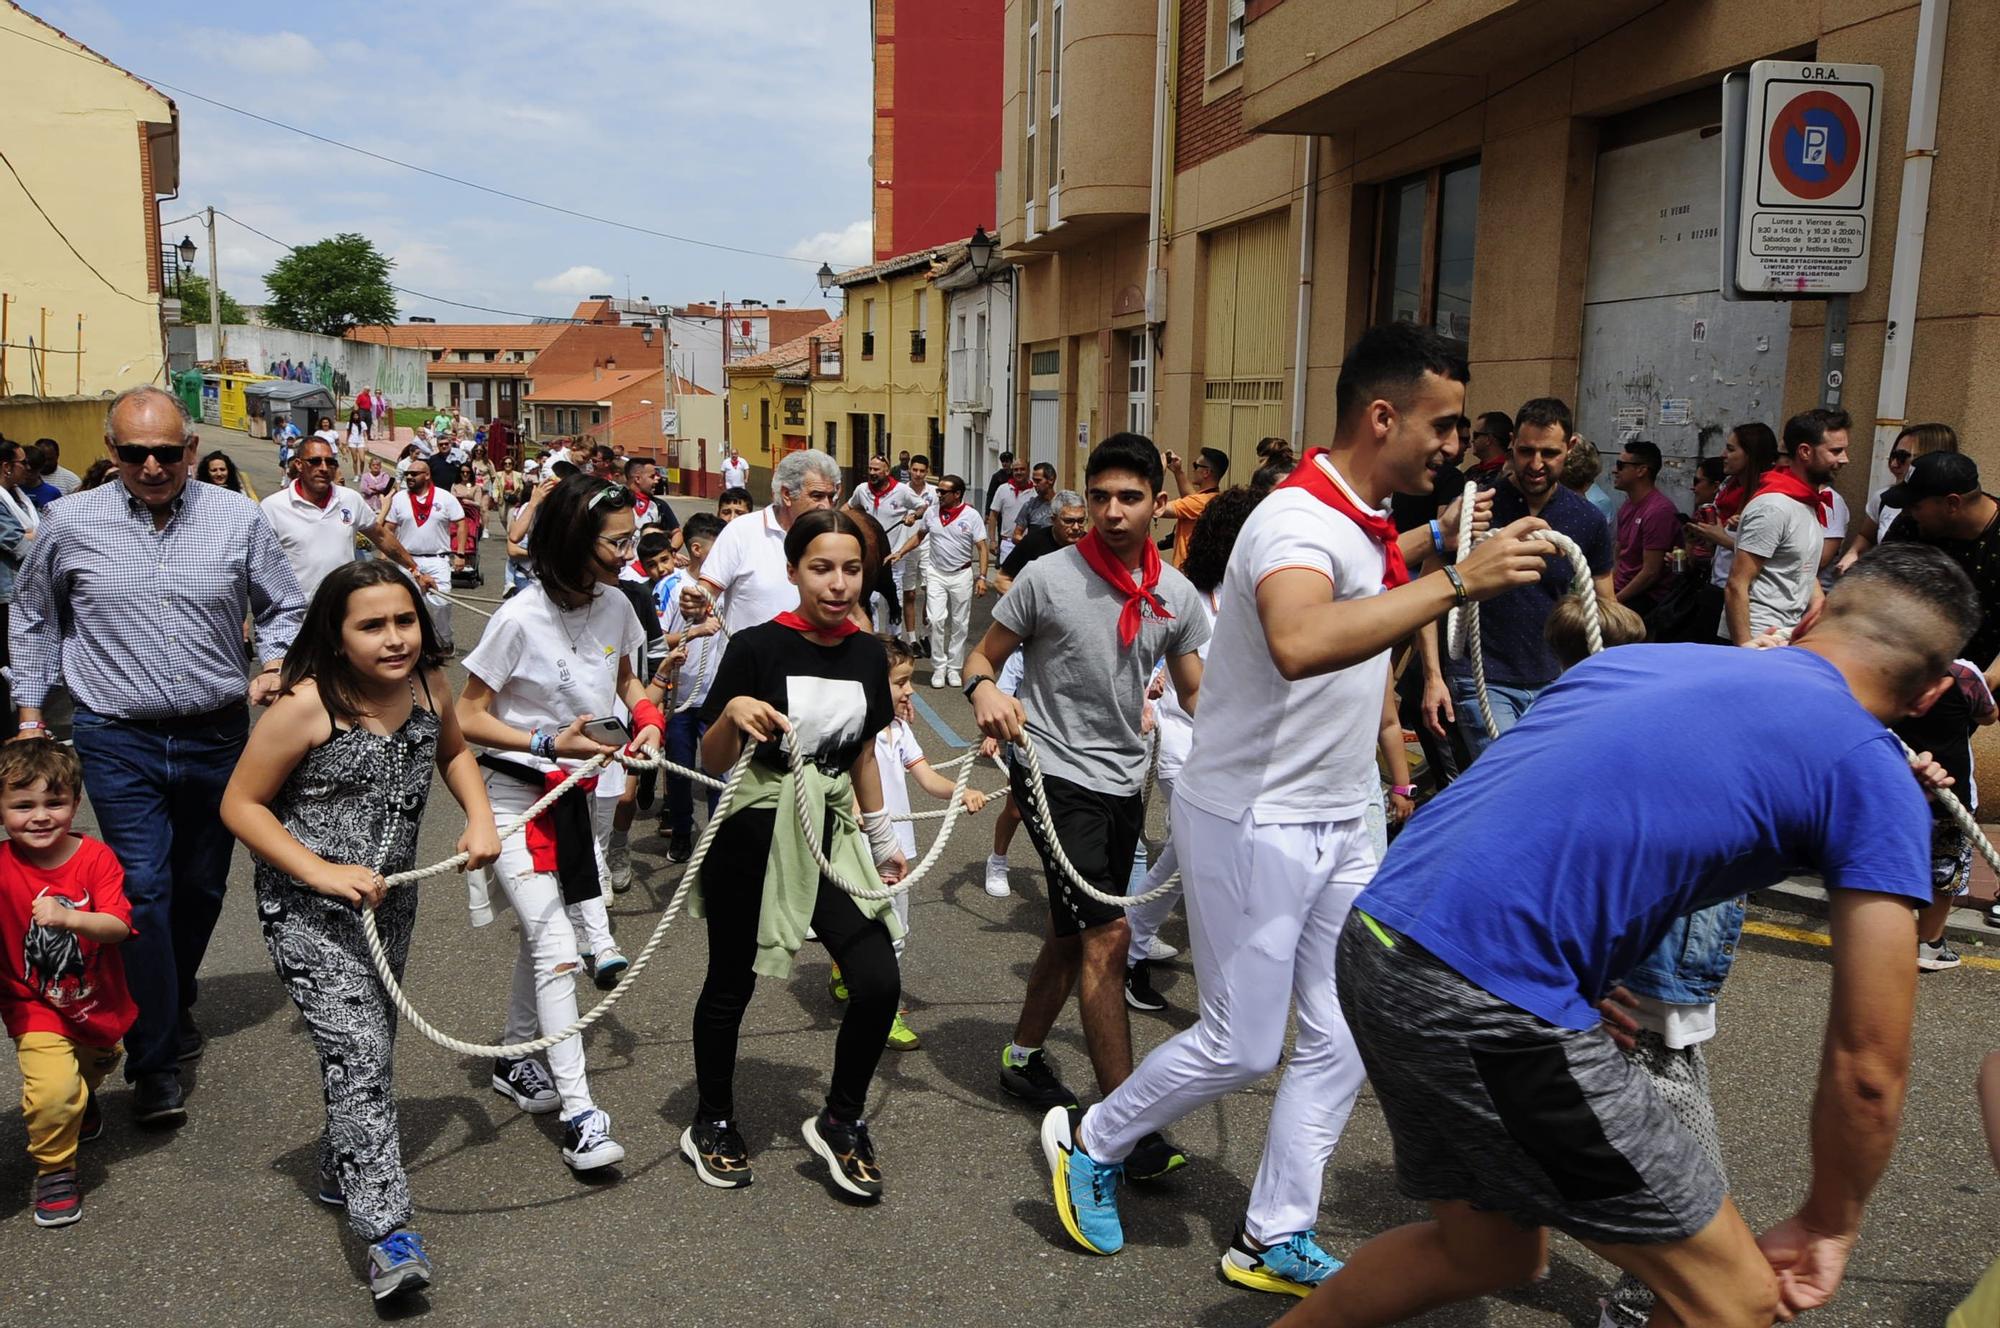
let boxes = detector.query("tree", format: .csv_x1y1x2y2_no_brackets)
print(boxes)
172,273,246,326
262,233,398,337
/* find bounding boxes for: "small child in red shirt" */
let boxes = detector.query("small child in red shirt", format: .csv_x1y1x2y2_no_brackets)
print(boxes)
0,742,134,1227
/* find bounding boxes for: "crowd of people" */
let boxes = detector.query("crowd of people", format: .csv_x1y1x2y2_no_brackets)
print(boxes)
2,342,1996,1326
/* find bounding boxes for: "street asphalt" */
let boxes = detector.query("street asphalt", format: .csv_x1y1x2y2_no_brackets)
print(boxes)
0,428,1993,1327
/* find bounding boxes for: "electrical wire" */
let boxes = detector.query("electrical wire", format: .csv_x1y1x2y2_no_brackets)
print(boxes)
0,22,829,267
0,145,156,304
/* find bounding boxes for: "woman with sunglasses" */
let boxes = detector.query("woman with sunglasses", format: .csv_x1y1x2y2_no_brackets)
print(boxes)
454,475,664,1177
1836,422,1959,574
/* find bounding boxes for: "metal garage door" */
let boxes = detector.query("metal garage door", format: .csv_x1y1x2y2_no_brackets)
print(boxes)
1576,117,1792,511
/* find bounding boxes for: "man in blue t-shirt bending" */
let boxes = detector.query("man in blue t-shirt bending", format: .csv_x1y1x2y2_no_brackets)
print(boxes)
1277,543,1978,1328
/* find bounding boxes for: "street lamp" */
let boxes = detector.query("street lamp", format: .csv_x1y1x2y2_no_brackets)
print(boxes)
816,261,837,293
174,234,197,297
967,225,994,281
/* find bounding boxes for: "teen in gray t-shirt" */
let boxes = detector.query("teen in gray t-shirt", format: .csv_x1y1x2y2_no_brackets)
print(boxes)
1723,492,1822,639
993,544,1210,794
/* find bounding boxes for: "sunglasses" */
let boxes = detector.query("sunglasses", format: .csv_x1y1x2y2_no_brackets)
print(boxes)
114,443,190,467
1890,450,1911,464
299,455,338,468
1613,459,1640,470
587,484,633,511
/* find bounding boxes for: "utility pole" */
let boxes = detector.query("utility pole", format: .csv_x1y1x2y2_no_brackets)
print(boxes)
204,206,223,361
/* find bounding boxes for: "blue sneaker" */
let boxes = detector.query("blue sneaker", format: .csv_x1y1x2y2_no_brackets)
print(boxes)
1040,1105,1123,1255
1218,1226,1343,1296
367,1229,432,1301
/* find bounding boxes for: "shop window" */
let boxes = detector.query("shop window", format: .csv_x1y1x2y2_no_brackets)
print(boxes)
1371,158,1480,343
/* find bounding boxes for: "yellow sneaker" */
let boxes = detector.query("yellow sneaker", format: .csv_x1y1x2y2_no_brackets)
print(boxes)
828,964,849,1003
885,1009,920,1050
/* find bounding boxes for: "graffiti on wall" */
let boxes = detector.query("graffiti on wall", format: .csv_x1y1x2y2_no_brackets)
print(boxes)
195,326,428,408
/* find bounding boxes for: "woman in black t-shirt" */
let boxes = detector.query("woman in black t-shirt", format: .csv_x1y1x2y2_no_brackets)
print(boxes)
686,508,906,1201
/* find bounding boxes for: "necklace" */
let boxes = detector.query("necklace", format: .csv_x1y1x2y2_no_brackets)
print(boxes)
551,590,595,658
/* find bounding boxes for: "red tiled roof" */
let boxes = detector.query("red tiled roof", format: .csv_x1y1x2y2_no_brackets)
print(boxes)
570,298,618,323
347,324,565,352
831,239,969,288
525,368,709,404
726,316,842,374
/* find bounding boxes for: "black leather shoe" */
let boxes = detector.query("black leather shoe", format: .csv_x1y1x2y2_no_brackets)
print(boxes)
132,1070,187,1127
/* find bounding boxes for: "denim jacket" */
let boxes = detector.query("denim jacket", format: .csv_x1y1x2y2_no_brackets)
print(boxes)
1619,896,1747,1005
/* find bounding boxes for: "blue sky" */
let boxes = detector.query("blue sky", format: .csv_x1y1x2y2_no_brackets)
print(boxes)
30,0,873,322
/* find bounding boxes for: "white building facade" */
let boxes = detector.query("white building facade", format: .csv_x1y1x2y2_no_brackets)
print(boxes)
935,260,1015,503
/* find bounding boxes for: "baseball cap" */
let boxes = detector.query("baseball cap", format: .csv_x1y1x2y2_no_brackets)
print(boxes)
1881,451,1979,508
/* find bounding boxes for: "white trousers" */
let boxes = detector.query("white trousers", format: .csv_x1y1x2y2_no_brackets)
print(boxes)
407,555,454,650
1125,774,1184,965
485,773,615,1118
925,564,975,672
1082,795,1377,1245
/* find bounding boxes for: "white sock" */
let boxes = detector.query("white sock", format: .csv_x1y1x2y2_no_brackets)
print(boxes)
1005,1042,1038,1067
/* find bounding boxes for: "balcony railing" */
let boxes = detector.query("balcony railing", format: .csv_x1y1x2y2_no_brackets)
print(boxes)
949,345,990,410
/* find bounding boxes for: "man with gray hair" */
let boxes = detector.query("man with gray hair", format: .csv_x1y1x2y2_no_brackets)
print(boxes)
11,385,305,1127
698,447,841,633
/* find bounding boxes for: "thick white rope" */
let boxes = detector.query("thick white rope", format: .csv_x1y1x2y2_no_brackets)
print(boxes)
358,745,757,1059
783,734,978,900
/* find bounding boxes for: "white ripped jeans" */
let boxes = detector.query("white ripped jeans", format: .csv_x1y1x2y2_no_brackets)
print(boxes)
483,772,614,1118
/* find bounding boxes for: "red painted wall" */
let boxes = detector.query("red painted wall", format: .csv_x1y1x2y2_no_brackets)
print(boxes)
877,0,1002,259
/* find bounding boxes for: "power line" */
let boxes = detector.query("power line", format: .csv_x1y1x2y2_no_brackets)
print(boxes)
0,145,155,304
0,22,829,267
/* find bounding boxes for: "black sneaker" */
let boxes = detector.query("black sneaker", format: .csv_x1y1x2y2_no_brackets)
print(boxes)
802,1110,883,1201
680,1117,755,1189
1124,961,1167,1012
667,829,694,864
637,770,657,811
132,1069,186,1127
1126,1130,1188,1182
176,1012,206,1062
999,1048,1079,1111
78,1090,103,1143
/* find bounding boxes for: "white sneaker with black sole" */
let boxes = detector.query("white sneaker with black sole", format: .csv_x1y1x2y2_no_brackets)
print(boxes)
1142,935,1180,962
491,1056,561,1113
562,1108,626,1170
1918,938,1963,971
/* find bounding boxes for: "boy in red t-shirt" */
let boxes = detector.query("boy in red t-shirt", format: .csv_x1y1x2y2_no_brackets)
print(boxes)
0,742,134,1227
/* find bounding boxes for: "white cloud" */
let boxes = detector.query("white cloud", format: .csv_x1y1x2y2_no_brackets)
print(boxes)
194,29,323,76
532,265,618,296
789,220,872,268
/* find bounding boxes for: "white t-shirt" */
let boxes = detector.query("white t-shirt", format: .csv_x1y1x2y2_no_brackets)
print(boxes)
658,585,723,709
873,718,927,856
922,503,987,573
312,428,341,448
849,479,913,523
1865,486,1901,539
1726,490,1822,637
1152,591,1217,783
462,584,644,776
1823,487,1849,543
1178,474,1395,824
701,504,796,632
384,487,465,560
260,482,378,596
721,457,750,489
991,483,1032,543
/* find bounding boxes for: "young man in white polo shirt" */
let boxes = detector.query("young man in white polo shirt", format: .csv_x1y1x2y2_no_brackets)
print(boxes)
382,454,465,653
260,437,422,600
890,473,988,687
1035,324,1553,1294
698,448,841,633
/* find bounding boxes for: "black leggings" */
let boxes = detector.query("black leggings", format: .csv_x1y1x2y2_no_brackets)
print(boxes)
692,807,899,1123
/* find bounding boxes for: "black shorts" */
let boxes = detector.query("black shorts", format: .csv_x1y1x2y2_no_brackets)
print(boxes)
1008,762,1140,937
1336,916,1726,1246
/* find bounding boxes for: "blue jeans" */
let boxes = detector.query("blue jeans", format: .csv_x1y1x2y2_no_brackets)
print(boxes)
1447,675,1540,762
70,705,248,1078
663,709,713,835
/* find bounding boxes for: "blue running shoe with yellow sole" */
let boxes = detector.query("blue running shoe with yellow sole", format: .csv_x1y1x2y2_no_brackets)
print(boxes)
1218,1226,1343,1296
1040,1105,1123,1255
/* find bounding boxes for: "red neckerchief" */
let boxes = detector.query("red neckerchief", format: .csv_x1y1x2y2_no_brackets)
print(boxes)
629,558,649,578
773,609,861,639
1468,454,1506,479
1715,477,1751,522
407,484,435,527
1756,469,1829,525
1276,450,1411,589
1008,477,1031,494
633,492,651,519
937,499,967,526
867,476,895,506
1074,528,1172,648
294,480,333,511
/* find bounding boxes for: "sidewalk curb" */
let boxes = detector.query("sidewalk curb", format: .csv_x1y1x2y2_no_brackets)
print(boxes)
1752,877,1998,950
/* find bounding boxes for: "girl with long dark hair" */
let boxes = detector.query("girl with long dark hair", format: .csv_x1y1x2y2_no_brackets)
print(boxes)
220,561,500,1303
453,475,665,1176
1688,422,1778,593
680,508,908,1201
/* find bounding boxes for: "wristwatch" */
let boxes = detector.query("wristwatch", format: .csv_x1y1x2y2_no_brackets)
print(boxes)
962,674,994,701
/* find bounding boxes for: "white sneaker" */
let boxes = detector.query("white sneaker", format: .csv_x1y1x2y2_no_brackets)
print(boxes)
984,853,1012,898
562,1108,626,1171
931,669,947,689
945,668,962,688
1142,935,1180,962
606,839,632,895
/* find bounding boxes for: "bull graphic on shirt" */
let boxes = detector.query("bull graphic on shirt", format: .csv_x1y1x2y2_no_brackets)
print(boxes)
21,891,92,1009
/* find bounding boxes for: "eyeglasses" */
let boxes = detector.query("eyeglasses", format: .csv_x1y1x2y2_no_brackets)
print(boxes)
1055,513,1088,526
597,533,637,556
1890,449,1911,464
113,443,190,467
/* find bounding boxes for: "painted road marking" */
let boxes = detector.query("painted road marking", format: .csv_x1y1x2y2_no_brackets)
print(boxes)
911,693,969,749
1744,918,2000,971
